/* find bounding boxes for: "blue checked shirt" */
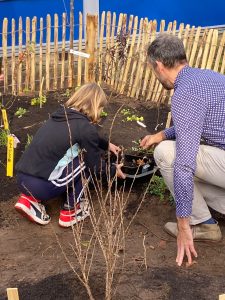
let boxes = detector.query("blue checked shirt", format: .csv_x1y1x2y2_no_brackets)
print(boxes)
164,66,225,218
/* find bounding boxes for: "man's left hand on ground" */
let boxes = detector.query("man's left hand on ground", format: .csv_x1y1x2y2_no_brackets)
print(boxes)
176,217,198,266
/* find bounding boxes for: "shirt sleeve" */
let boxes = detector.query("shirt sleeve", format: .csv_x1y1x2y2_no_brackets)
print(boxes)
172,90,207,218
164,126,176,140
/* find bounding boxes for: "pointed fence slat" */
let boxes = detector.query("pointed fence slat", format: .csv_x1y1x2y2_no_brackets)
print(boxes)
77,12,83,86
60,13,66,89
53,14,59,89
11,19,16,94
25,17,30,90
30,17,37,92
119,16,138,94
46,14,51,91
39,18,43,92
127,17,144,97
18,17,23,93
110,13,124,86
189,26,201,66
201,29,213,69
98,11,105,84
116,14,134,91
68,0,74,87
2,18,8,93
214,31,225,72
206,29,218,70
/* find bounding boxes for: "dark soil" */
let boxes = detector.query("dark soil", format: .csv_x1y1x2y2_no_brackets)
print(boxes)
1,89,225,300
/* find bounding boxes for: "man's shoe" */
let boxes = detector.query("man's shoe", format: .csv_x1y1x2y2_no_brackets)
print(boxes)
164,221,222,242
59,199,90,228
15,194,51,225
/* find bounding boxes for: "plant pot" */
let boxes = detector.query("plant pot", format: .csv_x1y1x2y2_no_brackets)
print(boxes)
121,153,156,179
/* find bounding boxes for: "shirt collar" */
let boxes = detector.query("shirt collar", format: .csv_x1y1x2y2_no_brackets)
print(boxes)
174,65,190,89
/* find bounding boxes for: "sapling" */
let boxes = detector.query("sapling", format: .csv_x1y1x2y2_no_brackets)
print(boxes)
15,107,27,118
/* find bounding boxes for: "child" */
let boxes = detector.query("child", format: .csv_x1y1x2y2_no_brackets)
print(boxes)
15,83,125,227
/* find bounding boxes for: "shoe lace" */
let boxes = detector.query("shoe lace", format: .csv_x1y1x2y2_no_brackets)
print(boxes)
38,203,49,219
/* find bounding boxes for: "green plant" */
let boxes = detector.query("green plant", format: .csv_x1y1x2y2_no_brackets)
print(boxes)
25,134,33,149
15,107,27,118
100,110,108,117
121,108,144,122
0,129,8,146
31,95,47,107
130,139,154,154
148,175,174,204
62,88,71,97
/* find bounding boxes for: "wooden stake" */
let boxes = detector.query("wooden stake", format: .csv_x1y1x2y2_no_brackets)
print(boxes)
7,288,19,300
68,0,74,87
189,26,201,66
11,19,16,95
119,16,138,94
18,17,23,93
53,14,59,89
25,17,31,91
46,14,51,90
166,112,172,128
214,31,225,72
98,11,105,83
39,18,43,91
206,29,218,70
201,29,213,69
77,12,83,86
195,28,208,68
110,13,123,86
30,17,37,92
3,18,8,93
60,13,66,89
127,17,144,96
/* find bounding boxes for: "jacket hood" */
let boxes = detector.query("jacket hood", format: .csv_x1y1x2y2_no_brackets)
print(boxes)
51,106,90,122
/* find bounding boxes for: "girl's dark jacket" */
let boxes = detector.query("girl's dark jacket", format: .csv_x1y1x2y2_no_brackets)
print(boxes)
15,106,116,180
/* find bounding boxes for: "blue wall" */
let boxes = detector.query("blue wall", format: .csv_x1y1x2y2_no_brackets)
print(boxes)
100,0,225,27
0,0,225,46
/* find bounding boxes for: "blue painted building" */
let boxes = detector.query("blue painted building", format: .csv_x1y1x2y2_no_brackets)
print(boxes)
0,0,224,45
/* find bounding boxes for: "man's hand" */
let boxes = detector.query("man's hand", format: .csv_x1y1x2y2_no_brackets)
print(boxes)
176,218,198,266
140,131,166,149
109,142,121,156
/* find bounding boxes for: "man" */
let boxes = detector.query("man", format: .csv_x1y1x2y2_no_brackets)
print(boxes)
141,34,225,266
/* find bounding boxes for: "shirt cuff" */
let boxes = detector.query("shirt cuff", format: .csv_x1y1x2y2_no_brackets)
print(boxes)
164,126,175,140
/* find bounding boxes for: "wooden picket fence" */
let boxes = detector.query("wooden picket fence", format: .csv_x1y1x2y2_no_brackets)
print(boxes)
1,11,225,104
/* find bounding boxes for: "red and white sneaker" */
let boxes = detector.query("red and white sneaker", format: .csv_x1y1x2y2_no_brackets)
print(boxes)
59,199,90,228
15,194,51,225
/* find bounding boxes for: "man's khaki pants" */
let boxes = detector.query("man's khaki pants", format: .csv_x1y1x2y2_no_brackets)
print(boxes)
154,141,225,225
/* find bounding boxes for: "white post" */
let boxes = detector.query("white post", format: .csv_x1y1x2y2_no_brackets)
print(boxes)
83,0,99,37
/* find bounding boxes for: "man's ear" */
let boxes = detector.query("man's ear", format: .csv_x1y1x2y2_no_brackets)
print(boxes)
155,60,164,72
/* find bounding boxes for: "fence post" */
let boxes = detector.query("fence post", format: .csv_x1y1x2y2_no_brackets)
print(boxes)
68,0,74,88
11,19,16,95
85,14,98,83
2,18,8,93
46,14,51,91
53,13,59,89
30,17,37,92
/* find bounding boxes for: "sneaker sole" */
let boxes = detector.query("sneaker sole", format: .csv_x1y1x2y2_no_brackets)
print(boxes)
59,212,90,228
15,203,50,225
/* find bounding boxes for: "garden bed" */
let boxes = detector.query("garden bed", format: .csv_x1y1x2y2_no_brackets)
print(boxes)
0,89,225,300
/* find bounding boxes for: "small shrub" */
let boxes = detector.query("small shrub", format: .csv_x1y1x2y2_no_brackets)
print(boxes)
100,110,108,117
25,134,33,149
31,95,47,107
15,107,27,118
148,175,174,204
0,129,8,147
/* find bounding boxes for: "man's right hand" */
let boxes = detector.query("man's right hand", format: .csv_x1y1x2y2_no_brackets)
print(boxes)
140,131,166,149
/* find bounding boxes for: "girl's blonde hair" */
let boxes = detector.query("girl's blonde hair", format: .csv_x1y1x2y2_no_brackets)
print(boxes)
65,83,107,122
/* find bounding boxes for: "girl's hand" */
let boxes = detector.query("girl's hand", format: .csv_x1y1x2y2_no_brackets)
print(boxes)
116,163,126,179
109,142,121,156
